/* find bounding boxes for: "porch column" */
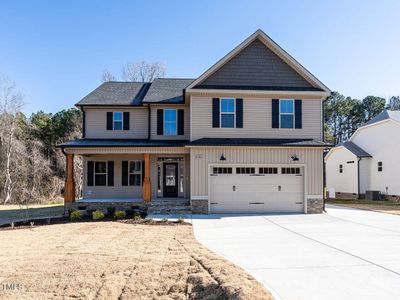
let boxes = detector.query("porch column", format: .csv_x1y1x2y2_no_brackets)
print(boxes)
143,153,151,203
64,153,75,203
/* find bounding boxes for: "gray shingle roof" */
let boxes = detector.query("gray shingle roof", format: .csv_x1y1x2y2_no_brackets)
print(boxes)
76,82,150,106
142,78,194,103
337,141,372,158
188,138,332,147
59,139,188,148
364,110,400,126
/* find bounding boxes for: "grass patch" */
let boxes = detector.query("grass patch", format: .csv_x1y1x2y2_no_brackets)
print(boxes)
0,205,64,224
327,199,400,215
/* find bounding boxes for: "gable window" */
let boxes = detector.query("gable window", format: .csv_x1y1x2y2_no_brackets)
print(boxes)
113,112,123,130
129,161,142,186
220,98,235,128
339,164,343,173
377,162,383,172
164,109,177,135
94,161,107,186
279,99,294,128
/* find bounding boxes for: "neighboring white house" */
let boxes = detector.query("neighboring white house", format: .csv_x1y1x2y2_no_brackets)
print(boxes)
325,110,400,199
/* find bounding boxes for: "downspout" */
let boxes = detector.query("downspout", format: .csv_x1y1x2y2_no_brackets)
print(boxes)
357,157,362,199
147,104,151,140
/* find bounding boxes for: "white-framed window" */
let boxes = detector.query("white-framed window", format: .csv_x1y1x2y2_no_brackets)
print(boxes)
164,109,177,135
339,164,343,173
113,112,123,130
129,161,142,186
279,99,294,128
220,98,235,128
377,161,383,172
94,161,107,186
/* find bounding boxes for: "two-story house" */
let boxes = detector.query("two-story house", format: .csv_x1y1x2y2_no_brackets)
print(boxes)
60,29,331,214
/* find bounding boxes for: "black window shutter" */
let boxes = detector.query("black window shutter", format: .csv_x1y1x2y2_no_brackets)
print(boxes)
272,99,279,128
87,161,94,186
157,109,164,135
141,160,145,185
295,99,302,129
107,161,114,186
178,109,184,135
123,112,130,130
106,112,113,130
122,161,128,186
236,98,243,128
212,98,220,128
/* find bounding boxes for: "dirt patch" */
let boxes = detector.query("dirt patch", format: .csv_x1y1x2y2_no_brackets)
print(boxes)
327,199,400,216
0,222,272,299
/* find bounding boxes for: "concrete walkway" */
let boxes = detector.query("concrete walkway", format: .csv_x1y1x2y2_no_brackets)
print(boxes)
192,205,400,300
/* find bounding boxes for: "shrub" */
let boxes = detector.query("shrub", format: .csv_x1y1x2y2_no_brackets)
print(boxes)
133,214,142,221
114,210,126,219
70,210,82,221
107,207,116,216
92,210,105,220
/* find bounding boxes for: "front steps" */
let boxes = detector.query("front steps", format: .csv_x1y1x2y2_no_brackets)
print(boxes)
147,198,191,215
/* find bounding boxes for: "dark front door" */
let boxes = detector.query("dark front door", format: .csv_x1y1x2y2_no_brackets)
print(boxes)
163,163,178,197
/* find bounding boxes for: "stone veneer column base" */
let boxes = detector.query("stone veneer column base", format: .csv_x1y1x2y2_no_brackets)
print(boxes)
307,198,324,214
191,199,208,214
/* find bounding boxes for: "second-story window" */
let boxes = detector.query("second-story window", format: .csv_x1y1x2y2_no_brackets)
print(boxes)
164,109,177,135
279,99,294,128
220,98,235,128
113,112,123,130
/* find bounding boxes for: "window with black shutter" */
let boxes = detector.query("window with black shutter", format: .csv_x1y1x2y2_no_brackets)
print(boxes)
157,109,164,135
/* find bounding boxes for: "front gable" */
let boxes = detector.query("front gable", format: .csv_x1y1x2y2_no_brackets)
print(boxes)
187,29,330,93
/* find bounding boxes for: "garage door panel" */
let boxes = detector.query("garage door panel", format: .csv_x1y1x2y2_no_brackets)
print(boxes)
210,166,304,214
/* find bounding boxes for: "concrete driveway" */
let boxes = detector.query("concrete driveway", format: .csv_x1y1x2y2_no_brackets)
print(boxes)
192,205,400,300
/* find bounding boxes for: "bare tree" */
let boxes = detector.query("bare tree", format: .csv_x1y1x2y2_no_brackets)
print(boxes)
121,61,166,82
0,78,25,204
101,69,116,82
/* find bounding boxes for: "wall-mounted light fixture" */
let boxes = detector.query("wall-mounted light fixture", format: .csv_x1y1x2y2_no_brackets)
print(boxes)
291,154,299,161
220,154,226,161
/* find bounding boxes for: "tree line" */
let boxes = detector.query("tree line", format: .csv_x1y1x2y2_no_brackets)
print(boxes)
324,92,400,144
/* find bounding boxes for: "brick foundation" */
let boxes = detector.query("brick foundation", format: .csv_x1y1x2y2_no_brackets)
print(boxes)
307,198,324,214
191,199,208,214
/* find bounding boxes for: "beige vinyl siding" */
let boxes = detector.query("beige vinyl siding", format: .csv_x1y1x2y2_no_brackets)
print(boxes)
150,105,190,140
190,95,322,141
84,107,148,139
190,147,323,197
83,154,144,199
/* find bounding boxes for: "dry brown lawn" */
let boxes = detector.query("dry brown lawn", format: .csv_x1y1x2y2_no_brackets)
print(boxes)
0,221,272,300
327,199,400,216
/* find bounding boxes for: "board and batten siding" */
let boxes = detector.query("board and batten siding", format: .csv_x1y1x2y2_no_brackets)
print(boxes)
84,107,148,139
190,95,322,141
190,147,323,198
150,105,190,140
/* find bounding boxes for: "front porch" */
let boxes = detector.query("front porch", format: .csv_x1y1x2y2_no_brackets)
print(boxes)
61,142,191,214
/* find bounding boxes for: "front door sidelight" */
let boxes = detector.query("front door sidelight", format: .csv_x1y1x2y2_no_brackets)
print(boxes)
163,163,178,197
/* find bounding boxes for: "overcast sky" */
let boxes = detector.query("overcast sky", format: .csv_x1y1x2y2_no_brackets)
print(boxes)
1,0,399,115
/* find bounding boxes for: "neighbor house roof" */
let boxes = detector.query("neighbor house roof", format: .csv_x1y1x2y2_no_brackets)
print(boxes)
76,82,151,106
187,138,332,147
364,110,400,126
58,139,188,148
336,141,372,158
142,78,194,104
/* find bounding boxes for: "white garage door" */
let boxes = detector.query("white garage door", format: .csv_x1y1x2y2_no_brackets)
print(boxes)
210,166,304,213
